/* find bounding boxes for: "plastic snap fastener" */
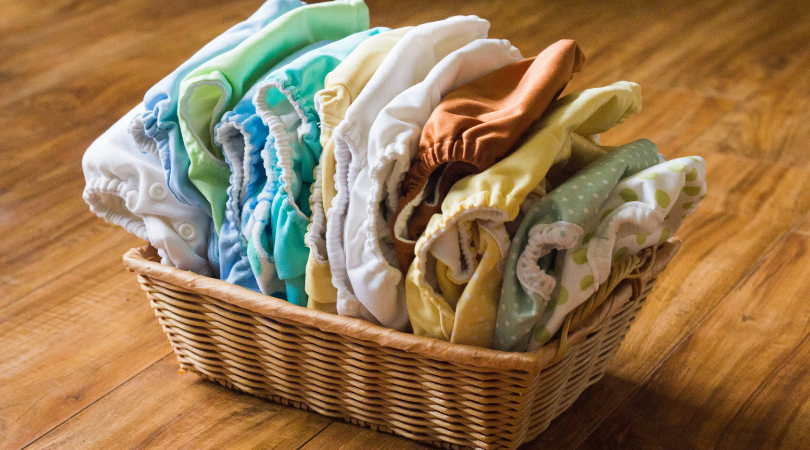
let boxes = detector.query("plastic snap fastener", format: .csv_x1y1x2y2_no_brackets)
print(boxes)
149,183,167,201
178,223,197,241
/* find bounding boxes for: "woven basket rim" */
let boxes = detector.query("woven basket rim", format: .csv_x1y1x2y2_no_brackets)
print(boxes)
123,239,679,374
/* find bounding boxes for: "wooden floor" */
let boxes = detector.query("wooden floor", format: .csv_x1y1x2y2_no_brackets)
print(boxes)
2,0,810,448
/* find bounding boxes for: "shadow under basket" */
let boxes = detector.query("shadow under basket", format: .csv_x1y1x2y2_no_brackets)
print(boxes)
123,238,680,450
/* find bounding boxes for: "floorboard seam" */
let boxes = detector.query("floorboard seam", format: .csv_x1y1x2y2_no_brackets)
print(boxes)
293,420,337,450
19,352,174,450
715,330,810,446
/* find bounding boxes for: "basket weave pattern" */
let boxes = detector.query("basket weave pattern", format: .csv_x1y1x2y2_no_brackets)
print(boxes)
123,239,680,450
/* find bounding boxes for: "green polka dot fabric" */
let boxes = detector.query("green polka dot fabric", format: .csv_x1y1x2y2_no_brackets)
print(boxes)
494,139,662,352
526,154,706,351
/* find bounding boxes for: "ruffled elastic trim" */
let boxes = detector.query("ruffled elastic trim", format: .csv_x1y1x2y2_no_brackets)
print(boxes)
83,176,148,242
214,119,248,232
399,139,471,198
392,185,425,243
367,139,426,281
420,190,517,249
334,119,366,192
129,114,160,161
412,190,515,286
216,109,269,208
306,161,328,263
314,84,351,138
254,79,319,222
325,126,356,303
376,143,412,214
587,202,662,286
516,221,583,299
416,202,510,287
410,205,511,338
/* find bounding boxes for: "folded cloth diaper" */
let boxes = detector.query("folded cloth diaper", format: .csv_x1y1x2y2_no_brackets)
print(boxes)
393,40,586,272
213,41,332,292
514,155,707,351
178,0,370,233
83,104,213,276
405,81,643,348
494,139,662,351
240,28,385,307
325,16,490,326
342,39,523,331
130,0,303,214
305,27,412,314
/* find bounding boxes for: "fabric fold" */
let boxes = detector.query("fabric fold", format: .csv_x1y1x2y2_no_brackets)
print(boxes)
520,155,707,351
392,40,586,272
130,0,304,214
244,28,384,306
305,27,412,313
494,139,662,351
406,81,643,348
83,104,213,276
214,41,332,293
178,0,370,233
342,38,523,331
324,15,490,326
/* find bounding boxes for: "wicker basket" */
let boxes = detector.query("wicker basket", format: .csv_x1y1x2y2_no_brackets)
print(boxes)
122,238,680,450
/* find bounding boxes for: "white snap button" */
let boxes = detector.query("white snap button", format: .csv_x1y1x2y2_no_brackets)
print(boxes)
178,223,196,240
149,183,167,201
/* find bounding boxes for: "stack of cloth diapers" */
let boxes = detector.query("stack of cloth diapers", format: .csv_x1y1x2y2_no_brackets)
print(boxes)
83,0,706,352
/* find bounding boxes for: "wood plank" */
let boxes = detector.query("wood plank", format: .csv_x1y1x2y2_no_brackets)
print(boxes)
794,211,810,236
0,0,269,110
24,355,332,450
0,239,169,449
298,422,430,450
620,0,810,100
0,221,140,311
598,85,737,156
714,333,810,449
678,53,810,169
577,230,810,449
0,165,146,310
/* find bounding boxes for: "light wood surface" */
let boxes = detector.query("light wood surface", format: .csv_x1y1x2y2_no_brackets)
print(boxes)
2,0,809,448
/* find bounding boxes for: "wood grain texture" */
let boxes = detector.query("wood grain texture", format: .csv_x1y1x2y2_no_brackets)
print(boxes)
0,239,167,449
578,231,810,449
298,422,431,450
25,356,332,450
2,0,809,449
